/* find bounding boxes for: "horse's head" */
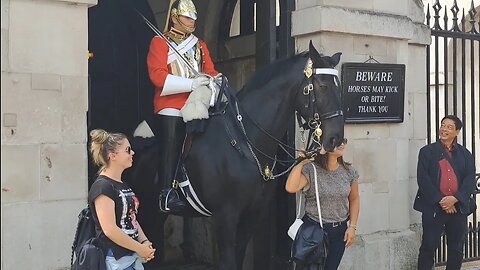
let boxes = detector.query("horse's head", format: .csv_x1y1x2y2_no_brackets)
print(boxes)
295,41,344,152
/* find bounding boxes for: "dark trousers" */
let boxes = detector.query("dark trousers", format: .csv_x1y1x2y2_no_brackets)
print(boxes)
417,211,467,270
323,222,347,270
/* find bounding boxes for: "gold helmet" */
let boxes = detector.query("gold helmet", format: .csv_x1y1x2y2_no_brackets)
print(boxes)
171,0,197,21
165,0,197,33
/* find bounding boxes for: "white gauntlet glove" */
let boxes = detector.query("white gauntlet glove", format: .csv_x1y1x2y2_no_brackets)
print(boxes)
191,76,210,91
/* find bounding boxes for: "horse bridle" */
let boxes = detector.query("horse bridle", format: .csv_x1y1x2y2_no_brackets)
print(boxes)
224,58,344,181
300,58,343,142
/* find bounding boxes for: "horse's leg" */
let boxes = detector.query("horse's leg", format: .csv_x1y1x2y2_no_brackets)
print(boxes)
136,172,167,270
128,143,167,268
234,201,277,270
234,211,260,269
138,199,167,268
214,206,240,270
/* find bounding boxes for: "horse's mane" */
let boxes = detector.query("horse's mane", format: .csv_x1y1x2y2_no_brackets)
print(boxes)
237,52,308,95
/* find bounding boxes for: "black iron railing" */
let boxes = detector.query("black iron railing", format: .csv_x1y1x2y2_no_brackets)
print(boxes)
425,0,480,266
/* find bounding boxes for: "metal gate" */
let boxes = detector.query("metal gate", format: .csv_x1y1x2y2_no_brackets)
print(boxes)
425,0,480,265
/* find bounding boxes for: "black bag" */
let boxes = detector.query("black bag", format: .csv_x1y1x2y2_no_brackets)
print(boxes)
72,238,106,270
291,217,329,265
70,206,106,270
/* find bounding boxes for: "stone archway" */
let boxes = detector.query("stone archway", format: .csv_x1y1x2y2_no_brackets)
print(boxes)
87,0,297,269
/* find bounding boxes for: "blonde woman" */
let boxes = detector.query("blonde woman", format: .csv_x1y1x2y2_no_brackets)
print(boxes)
286,139,360,270
89,129,155,269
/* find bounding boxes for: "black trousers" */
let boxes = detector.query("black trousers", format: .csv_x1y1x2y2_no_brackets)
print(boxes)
417,211,467,270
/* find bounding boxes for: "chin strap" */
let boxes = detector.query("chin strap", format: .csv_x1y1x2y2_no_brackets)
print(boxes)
174,15,196,33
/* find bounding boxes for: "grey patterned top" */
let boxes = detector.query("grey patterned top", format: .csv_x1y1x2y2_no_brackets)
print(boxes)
301,162,359,223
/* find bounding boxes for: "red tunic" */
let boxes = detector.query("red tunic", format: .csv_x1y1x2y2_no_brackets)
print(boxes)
147,36,218,113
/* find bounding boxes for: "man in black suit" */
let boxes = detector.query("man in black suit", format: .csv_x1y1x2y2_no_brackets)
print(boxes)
414,115,476,270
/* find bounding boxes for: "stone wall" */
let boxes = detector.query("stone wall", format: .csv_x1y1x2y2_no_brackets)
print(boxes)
292,1,430,269
1,0,96,269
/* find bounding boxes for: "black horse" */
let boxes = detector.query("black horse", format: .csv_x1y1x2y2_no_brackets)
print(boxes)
130,42,344,270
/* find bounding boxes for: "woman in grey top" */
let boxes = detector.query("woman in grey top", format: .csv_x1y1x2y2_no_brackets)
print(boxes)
286,138,360,270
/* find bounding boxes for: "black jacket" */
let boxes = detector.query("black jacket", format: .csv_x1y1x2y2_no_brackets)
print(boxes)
414,140,476,215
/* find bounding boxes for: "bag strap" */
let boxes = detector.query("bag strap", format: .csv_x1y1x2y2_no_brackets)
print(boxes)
312,163,323,227
295,191,304,219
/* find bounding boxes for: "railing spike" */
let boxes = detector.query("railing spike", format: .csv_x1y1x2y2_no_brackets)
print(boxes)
451,0,460,31
468,0,478,33
444,5,449,30
433,0,442,30
426,3,431,27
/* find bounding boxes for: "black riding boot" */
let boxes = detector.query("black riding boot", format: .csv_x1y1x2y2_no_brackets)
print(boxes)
138,114,185,268
150,114,196,262
150,114,186,186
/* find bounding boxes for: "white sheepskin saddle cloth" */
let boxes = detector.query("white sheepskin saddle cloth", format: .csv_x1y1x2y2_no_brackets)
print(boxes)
180,77,223,123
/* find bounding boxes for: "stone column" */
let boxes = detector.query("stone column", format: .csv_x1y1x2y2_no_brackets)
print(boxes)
1,0,96,269
292,1,430,269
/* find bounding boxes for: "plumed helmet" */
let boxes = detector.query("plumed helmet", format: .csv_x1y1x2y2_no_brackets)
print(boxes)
171,0,197,21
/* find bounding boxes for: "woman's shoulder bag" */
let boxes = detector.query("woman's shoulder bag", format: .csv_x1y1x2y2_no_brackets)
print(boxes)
291,163,329,265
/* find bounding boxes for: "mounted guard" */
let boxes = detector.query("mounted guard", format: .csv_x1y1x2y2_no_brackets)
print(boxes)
131,0,222,266
144,0,220,194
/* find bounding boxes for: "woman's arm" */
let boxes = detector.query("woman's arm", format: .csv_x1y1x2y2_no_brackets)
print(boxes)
344,181,360,247
137,224,152,246
285,160,310,193
95,195,154,259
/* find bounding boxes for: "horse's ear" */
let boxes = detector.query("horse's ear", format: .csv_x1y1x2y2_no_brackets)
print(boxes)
329,52,342,67
308,40,322,62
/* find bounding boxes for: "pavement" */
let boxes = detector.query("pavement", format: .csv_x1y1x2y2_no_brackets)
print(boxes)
435,261,480,270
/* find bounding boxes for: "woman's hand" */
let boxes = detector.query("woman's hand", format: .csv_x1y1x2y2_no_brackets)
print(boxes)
137,242,155,261
344,226,356,247
298,151,314,165
285,151,312,193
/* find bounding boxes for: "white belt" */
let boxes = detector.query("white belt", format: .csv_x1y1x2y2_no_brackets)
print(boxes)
157,108,182,117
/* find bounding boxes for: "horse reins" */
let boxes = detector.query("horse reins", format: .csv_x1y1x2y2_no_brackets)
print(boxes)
232,59,343,181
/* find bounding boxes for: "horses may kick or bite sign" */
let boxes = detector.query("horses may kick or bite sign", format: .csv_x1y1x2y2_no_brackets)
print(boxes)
341,63,406,123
